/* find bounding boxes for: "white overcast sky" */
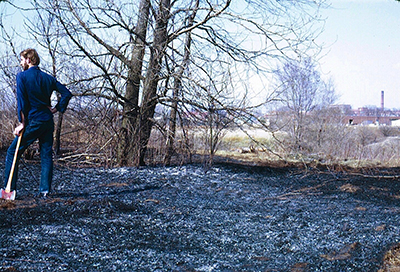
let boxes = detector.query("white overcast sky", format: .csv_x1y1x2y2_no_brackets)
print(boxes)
317,0,400,109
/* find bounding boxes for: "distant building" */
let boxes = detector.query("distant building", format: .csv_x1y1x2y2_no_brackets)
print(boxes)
389,119,400,127
337,104,400,126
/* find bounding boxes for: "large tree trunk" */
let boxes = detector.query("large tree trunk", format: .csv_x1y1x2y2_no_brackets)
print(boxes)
132,0,171,166
117,0,150,166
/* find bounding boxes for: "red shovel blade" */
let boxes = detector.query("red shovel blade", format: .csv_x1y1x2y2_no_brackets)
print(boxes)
1,189,16,200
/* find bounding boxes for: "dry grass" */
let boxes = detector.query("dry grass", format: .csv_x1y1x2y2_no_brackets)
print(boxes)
3,108,400,169
212,126,400,169
0,111,17,150
379,244,400,272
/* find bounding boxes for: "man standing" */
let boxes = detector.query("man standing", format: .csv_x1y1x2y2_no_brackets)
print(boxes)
2,48,72,199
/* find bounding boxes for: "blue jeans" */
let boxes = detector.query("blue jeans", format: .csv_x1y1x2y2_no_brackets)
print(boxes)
3,119,54,193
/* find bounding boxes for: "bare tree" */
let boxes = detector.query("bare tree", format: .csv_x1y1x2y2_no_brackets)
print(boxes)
26,1,69,155
189,60,240,165
163,0,198,166
0,12,27,147
117,0,150,166
273,57,337,152
5,0,327,166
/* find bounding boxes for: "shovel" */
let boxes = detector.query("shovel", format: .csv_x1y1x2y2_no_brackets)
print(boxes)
1,131,23,200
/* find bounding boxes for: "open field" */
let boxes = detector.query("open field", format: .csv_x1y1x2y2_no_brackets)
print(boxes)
212,126,400,169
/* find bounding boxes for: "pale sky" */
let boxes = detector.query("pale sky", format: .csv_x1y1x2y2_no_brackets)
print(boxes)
318,0,400,109
3,0,400,110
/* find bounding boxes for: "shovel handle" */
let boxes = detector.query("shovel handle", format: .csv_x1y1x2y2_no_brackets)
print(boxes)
5,131,23,193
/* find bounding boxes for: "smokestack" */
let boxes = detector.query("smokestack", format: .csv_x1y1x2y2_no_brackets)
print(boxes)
381,90,384,110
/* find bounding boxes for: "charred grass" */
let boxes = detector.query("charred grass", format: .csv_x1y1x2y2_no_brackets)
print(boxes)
1,151,400,271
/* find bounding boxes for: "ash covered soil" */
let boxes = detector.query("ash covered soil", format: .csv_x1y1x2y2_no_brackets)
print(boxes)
1,157,400,271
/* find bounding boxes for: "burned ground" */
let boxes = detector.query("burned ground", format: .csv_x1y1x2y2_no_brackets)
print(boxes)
1,156,400,271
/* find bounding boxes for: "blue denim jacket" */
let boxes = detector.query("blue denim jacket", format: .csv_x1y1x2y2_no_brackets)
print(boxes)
16,66,72,123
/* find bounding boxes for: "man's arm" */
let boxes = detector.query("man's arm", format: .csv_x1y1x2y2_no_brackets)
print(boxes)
54,81,73,113
16,73,29,124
